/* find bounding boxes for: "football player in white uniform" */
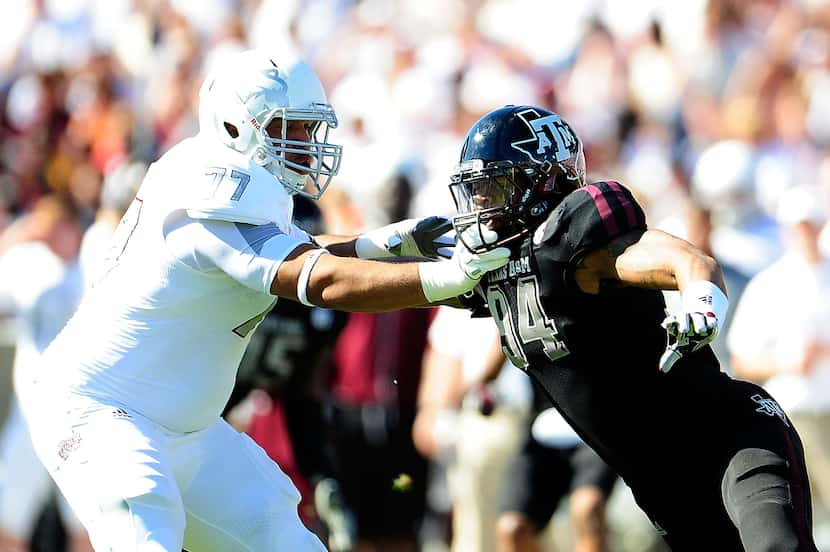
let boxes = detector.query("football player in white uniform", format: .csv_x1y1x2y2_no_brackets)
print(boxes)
18,49,510,552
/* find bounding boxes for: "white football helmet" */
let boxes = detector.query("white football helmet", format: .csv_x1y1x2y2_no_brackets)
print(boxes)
198,49,343,199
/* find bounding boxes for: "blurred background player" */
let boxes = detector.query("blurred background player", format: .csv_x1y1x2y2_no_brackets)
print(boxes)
415,310,621,552
321,168,441,552
0,194,91,552
222,194,354,551
413,306,531,552
324,306,433,552
415,305,617,552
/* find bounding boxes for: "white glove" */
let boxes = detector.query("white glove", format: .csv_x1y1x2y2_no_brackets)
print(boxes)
660,281,728,373
355,216,455,259
419,227,510,303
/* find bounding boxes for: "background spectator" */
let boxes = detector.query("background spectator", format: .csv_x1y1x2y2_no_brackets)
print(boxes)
413,306,531,552
728,184,830,531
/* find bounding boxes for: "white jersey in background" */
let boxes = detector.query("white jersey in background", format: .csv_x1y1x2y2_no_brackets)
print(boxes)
0,243,85,540
0,243,83,397
39,134,311,433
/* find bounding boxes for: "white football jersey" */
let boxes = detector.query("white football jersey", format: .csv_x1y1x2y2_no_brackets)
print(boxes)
0,243,83,397
41,135,311,432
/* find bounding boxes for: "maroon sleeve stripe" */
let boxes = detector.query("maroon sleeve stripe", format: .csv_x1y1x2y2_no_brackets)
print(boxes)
584,183,619,237
605,180,640,228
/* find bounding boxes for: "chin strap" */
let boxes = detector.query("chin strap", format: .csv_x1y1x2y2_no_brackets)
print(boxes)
250,143,307,193
280,167,307,192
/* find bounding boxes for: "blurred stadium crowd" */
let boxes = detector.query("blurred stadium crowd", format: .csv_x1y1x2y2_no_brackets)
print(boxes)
2,0,830,550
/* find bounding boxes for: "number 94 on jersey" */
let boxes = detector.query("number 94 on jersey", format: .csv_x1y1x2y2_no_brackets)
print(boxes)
486,275,569,370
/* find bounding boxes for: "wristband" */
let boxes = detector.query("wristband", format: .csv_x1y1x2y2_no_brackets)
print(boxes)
681,280,728,323
297,249,329,306
418,260,477,303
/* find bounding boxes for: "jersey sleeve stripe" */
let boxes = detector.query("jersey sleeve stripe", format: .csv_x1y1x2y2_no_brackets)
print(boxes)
584,184,619,237
234,222,285,254
605,181,641,228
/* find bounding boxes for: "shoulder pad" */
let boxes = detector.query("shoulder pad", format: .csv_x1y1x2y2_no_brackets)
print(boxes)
160,136,294,230
535,180,646,258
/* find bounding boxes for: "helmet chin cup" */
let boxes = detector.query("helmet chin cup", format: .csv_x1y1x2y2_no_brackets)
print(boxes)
280,167,308,195
452,210,513,253
452,212,484,253
452,209,528,254
250,144,308,195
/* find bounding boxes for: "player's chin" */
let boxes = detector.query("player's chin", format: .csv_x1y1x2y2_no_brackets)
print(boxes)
484,216,509,233
287,155,313,173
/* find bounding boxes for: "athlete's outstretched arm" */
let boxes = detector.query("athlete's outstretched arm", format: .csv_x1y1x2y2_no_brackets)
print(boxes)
273,245,424,310
576,229,726,296
271,241,509,312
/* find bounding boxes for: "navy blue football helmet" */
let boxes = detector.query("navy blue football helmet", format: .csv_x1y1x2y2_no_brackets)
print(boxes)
450,105,586,252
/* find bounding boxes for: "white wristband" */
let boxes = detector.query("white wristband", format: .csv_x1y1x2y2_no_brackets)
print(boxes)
418,260,477,303
682,280,728,323
297,249,329,306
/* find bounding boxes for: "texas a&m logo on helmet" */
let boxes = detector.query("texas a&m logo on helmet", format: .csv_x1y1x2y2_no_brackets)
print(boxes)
510,108,579,165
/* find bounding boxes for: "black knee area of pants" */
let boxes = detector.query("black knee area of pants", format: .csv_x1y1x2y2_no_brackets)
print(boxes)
721,448,801,552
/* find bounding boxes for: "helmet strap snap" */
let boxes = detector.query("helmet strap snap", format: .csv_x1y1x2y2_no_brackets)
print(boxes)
252,147,270,166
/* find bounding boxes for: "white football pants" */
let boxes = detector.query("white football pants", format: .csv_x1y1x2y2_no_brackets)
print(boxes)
21,383,326,551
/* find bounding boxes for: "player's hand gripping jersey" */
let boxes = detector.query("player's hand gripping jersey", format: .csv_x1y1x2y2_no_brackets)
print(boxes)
40,135,313,433
470,180,731,480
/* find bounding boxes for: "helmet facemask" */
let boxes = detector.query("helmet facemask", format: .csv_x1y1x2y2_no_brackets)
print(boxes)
252,103,342,199
450,160,533,253
450,156,585,253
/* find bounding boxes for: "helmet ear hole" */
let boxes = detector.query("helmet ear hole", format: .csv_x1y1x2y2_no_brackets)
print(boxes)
223,122,240,139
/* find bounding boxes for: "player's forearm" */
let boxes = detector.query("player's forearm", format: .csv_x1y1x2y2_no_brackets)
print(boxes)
272,236,507,311
305,255,428,311
613,230,726,295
